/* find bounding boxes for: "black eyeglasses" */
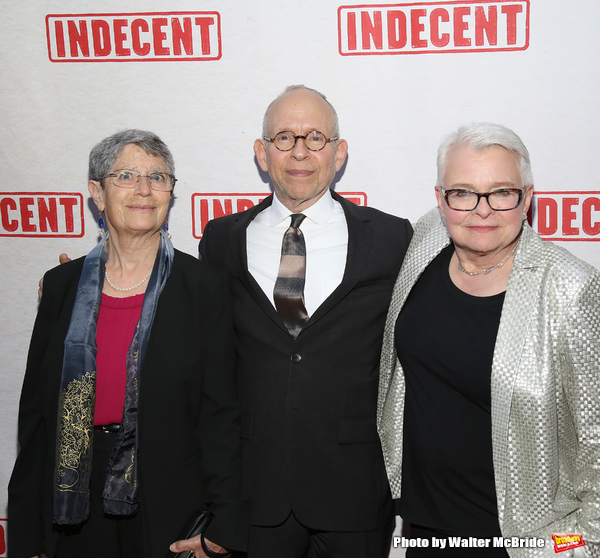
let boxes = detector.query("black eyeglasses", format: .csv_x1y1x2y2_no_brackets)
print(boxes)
263,130,338,152
103,169,176,191
441,187,524,211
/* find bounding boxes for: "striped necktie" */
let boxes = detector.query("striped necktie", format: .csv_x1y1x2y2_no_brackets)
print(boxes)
273,213,309,338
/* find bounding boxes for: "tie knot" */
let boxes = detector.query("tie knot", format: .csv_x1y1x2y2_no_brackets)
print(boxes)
290,213,306,229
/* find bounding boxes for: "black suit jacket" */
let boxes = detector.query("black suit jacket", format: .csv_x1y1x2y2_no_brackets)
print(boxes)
199,191,412,531
8,250,247,558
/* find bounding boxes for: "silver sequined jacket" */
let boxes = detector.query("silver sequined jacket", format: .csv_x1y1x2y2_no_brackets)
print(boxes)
377,208,600,557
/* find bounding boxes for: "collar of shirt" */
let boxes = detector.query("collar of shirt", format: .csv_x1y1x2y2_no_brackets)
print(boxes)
247,188,348,316
268,188,335,228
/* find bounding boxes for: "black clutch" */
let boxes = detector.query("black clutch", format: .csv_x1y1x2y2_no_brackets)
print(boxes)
170,511,213,558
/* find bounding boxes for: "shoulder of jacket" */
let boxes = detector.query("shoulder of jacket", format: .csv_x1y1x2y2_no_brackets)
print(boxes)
543,242,599,285
205,195,273,230
343,200,412,229
44,255,85,284
172,248,228,282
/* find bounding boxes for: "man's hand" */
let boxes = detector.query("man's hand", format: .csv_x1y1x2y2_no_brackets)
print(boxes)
169,534,228,558
38,253,73,302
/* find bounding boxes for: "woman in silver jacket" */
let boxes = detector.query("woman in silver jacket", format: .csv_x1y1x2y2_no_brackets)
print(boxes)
377,123,600,557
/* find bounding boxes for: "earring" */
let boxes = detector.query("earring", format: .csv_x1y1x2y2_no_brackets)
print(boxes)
98,212,105,237
163,219,171,239
522,212,527,221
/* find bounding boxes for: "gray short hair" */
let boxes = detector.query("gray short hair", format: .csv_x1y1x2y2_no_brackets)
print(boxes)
261,85,340,139
89,129,175,185
436,123,533,188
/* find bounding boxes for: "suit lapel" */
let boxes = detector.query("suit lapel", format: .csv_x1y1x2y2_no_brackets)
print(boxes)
228,195,290,333
305,193,372,327
226,199,263,284
490,225,545,516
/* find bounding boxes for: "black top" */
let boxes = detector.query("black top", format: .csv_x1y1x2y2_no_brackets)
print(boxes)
395,245,505,537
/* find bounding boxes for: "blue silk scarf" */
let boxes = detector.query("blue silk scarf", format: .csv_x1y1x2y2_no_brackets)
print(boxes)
53,230,174,524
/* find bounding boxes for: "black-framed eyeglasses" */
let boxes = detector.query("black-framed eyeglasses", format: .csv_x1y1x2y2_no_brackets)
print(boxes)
263,130,338,152
103,169,177,191
441,187,524,211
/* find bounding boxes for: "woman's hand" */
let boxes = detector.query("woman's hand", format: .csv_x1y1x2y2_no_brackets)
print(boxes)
169,534,228,557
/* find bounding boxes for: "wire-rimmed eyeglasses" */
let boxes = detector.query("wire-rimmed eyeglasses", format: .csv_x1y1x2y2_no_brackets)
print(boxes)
103,169,177,191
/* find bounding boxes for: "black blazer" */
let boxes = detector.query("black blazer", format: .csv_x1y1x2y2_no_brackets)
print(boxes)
8,250,247,558
199,191,412,531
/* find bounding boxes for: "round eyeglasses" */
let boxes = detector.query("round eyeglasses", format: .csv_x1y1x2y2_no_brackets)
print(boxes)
441,187,524,211
103,169,176,191
263,130,338,152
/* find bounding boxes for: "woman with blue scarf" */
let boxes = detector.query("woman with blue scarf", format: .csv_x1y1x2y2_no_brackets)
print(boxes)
8,130,246,558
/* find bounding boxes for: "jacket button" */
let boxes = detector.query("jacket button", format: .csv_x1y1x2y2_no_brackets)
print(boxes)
291,353,302,363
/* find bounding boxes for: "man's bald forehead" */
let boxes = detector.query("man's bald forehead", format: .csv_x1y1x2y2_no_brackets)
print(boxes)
262,85,340,137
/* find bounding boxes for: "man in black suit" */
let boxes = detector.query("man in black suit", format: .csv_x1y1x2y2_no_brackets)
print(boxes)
199,85,413,557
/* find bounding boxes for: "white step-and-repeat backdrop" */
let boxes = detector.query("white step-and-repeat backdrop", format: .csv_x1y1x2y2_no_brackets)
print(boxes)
1,1,599,555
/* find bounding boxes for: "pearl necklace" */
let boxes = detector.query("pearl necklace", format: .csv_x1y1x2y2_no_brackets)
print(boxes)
105,268,152,292
457,246,517,276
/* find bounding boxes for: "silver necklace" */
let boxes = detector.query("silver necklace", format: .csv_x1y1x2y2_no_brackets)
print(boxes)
105,268,152,292
457,246,517,276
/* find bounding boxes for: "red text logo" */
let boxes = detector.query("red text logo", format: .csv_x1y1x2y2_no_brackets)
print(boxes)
0,193,85,237
338,1,529,55
46,12,221,62
551,533,585,553
192,192,367,238
0,518,6,557
531,192,600,242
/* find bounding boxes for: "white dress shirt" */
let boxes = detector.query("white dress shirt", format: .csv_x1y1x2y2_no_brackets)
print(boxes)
246,190,348,316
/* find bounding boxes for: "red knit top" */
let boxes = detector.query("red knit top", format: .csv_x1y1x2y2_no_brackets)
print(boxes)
94,293,144,425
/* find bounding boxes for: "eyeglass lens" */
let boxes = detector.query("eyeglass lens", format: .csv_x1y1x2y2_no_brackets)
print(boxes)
446,189,522,211
110,170,173,191
271,131,329,151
